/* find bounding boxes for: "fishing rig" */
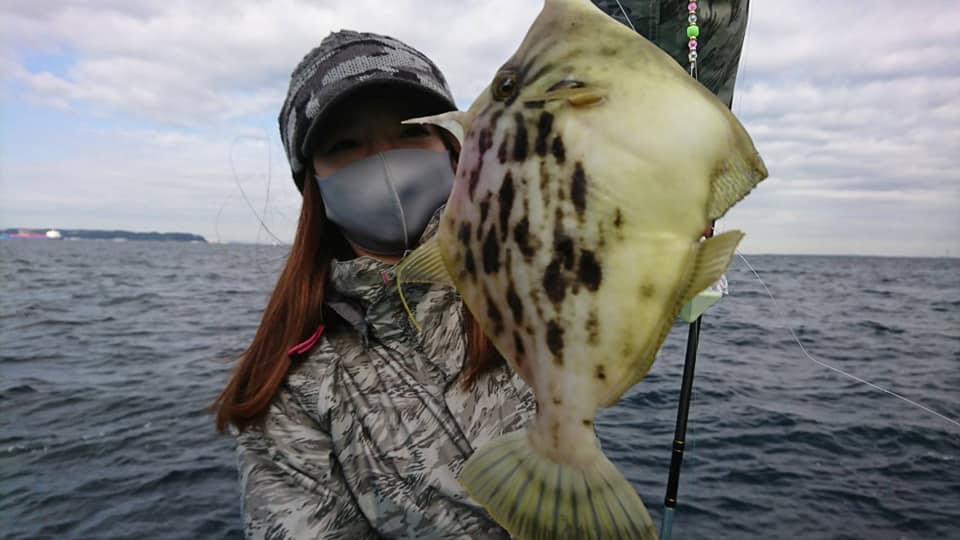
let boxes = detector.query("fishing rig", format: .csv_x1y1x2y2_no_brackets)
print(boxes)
601,2,959,538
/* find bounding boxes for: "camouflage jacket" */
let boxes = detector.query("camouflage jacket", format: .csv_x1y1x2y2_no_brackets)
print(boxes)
236,248,535,539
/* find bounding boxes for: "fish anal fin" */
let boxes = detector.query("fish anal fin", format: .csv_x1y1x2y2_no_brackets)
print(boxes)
680,230,743,306
460,431,658,539
395,237,454,332
707,148,768,220
403,110,472,147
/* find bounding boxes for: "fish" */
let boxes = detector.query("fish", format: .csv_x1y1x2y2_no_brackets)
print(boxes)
396,0,768,537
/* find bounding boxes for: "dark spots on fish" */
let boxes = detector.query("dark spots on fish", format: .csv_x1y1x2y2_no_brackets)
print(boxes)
547,79,586,92
534,112,554,157
514,331,525,359
586,309,599,345
482,228,500,274
525,61,556,89
640,283,655,299
571,161,587,215
458,221,471,246
512,113,529,161
551,135,566,164
546,321,564,361
539,161,552,207
524,100,545,109
468,166,481,200
513,217,535,259
543,259,566,304
600,46,618,57
551,420,560,448
498,172,515,240
578,250,603,291
485,290,504,334
497,138,508,164
479,198,491,224
488,109,504,130
614,208,624,229
478,128,493,155
506,282,524,324
595,364,607,381
464,249,477,278
555,233,575,271
582,419,594,427
552,395,562,405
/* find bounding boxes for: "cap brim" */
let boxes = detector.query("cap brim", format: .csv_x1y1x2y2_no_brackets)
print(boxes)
299,77,457,165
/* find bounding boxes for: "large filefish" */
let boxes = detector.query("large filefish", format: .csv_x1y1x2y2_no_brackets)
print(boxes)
397,0,767,537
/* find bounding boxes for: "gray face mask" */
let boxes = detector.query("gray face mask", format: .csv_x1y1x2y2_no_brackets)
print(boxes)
315,148,455,257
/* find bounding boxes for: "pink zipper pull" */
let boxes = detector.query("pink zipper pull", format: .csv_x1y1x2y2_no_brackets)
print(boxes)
287,324,326,357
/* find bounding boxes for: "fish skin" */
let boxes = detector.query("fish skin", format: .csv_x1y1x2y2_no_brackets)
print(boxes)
401,0,767,536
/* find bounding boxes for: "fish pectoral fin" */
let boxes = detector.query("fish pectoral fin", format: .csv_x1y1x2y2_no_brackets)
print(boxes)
395,237,454,332
680,230,744,306
402,110,471,147
707,142,768,220
526,88,607,108
460,431,658,539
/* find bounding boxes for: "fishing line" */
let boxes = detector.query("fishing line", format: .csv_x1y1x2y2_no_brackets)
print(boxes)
257,128,274,249
228,134,286,245
735,251,960,430
731,1,753,116
613,0,638,32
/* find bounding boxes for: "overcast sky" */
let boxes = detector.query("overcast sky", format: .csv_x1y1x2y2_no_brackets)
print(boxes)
2,0,958,256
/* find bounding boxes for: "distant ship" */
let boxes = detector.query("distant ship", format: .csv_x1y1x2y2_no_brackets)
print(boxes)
2,229,62,240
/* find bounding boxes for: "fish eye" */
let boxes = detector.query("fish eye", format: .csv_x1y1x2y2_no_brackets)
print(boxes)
491,70,518,101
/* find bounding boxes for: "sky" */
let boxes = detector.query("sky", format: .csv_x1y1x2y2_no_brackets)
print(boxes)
1,0,958,256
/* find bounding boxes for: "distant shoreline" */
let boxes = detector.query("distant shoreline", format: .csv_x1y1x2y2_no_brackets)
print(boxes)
2,228,207,243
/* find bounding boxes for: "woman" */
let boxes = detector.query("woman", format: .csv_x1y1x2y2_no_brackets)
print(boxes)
214,30,534,539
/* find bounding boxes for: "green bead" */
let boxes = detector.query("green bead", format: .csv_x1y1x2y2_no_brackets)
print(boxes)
687,25,700,38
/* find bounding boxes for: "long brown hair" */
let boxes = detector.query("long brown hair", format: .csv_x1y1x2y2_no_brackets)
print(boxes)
214,162,504,433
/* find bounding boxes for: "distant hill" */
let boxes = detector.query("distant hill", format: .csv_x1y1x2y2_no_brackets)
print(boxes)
2,228,207,243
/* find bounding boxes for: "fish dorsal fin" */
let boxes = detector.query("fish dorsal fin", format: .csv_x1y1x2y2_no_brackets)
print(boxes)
395,237,454,332
680,230,744,306
707,141,768,220
402,110,472,147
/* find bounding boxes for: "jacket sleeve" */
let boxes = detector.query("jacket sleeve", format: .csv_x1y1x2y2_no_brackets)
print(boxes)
236,383,375,540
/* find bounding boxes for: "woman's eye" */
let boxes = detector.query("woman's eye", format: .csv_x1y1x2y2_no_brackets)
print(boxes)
399,125,429,139
324,139,359,154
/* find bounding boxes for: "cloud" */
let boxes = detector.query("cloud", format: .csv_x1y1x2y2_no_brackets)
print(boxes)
1,0,541,123
2,0,958,255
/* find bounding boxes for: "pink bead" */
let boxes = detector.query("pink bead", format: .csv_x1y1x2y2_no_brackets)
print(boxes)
688,39,698,50
688,2,698,12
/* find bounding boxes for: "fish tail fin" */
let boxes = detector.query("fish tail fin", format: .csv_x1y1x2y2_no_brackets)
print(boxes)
460,431,658,539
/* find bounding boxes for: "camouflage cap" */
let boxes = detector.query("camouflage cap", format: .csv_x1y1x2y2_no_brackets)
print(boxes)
279,30,457,193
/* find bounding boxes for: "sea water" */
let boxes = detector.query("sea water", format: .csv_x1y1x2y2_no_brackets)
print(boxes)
1,240,957,539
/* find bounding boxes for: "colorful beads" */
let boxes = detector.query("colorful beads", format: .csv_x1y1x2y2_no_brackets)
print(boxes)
687,0,699,76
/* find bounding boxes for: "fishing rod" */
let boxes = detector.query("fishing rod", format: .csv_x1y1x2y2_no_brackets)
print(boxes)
597,1,750,538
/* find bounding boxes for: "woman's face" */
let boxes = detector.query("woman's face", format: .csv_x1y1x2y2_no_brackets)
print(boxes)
311,94,447,178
